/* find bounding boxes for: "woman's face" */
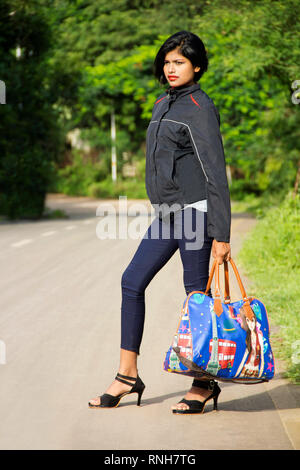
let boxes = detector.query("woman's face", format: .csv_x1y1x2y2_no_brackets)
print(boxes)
163,47,200,88
246,317,256,332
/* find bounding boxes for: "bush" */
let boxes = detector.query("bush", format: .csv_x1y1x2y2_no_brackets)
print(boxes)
237,191,300,383
53,151,109,196
88,177,147,199
51,151,148,200
0,148,55,219
0,0,63,219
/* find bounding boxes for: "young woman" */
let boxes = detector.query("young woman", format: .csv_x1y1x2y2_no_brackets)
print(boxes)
89,31,231,414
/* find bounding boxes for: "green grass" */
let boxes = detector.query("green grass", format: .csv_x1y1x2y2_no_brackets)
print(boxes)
235,191,300,383
231,190,290,219
88,177,147,199
41,208,69,219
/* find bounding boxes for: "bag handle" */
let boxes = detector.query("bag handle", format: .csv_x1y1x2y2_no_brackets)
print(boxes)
205,259,230,302
224,261,230,303
205,258,253,317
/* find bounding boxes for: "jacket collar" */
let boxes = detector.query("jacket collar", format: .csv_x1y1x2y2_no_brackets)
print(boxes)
166,82,200,99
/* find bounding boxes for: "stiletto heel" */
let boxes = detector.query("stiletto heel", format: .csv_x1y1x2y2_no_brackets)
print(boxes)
172,379,221,415
89,373,146,408
137,389,144,406
213,394,219,411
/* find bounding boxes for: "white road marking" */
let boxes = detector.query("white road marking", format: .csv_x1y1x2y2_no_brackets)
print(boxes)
11,239,33,248
6,220,97,251
82,220,94,225
41,231,57,237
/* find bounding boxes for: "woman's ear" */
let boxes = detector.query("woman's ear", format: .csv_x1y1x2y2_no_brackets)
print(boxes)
194,66,200,73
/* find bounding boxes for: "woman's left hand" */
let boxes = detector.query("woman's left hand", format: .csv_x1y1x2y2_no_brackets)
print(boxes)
212,239,231,265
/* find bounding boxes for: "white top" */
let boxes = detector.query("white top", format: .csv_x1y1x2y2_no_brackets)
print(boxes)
182,199,207,212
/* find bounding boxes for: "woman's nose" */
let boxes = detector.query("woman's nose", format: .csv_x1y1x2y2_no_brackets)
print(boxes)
167,63,175,73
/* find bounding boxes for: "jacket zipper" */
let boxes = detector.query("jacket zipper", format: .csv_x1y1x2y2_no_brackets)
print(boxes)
152,94,172,204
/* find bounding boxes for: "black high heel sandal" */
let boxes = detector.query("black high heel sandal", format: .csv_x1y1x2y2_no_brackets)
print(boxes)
88,373,146,408
172,379,221,415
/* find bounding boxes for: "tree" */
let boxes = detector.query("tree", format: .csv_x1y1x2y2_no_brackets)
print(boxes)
191,0,300,197
0,0,63,218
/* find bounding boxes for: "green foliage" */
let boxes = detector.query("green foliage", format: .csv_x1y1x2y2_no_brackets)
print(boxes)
190,0,300,197
53,151,109,196
66,0,300,200
88,156,147,198
237,192,300,383
53,150,147,199
42,208,68,219
89,177,147,199
0,0,63,218
0,147,57,219
48,0,206,139
1,0,300,214
78,41,166,160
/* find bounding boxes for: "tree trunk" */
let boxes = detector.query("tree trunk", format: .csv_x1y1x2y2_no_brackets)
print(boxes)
292,158,300,198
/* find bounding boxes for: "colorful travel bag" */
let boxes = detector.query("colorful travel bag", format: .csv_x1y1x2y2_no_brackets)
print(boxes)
164,258,275,384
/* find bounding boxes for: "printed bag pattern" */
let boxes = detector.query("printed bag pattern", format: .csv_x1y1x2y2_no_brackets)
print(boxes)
164,258,275,384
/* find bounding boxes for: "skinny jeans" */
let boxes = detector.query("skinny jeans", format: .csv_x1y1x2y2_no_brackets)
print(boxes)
121,207,214,354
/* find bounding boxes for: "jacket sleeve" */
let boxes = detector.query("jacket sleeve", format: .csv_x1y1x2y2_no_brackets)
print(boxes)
189,103,231,243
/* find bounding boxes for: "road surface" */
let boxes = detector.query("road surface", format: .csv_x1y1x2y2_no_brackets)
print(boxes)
0,193,299,450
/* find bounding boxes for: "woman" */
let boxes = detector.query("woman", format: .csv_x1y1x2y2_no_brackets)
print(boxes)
89,31,231,414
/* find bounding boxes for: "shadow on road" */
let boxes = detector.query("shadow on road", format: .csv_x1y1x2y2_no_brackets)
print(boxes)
115,384,298,413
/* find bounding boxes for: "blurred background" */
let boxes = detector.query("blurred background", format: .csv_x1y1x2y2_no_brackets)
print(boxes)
0,0,299,381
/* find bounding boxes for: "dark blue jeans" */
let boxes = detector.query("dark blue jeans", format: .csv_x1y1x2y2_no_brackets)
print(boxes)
121,208,214,354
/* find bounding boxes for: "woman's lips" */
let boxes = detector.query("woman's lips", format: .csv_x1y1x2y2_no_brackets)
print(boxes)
168,76,178,81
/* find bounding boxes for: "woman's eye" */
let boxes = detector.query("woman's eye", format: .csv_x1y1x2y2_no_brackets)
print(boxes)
164,61,184,65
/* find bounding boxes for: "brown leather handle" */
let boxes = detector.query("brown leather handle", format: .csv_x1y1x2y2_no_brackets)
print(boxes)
224,260,230,303
205,258,251,316
205,259,231,303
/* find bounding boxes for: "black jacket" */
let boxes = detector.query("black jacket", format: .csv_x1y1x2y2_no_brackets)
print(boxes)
145,82,231,243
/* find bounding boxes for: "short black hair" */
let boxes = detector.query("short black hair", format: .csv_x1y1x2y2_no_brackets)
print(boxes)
153,31,208,85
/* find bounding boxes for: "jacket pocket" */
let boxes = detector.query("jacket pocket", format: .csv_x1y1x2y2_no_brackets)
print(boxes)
156,150,179,199
175,152,207,201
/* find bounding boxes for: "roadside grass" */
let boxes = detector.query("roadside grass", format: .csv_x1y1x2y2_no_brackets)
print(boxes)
42,208,69,219
88,177,147,199
0,208,69,221
234,191,300,384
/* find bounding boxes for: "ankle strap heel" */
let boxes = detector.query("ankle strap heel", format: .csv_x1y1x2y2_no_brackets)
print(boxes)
192,379,217,391
115,373,145,406
89,373,146,409
115,373,138,386
172,379,221,415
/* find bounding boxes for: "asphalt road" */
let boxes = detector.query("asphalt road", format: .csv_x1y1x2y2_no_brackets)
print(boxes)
0,193,299,450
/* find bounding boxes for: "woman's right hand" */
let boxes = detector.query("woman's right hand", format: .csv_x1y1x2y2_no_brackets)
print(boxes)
212,239,231,265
